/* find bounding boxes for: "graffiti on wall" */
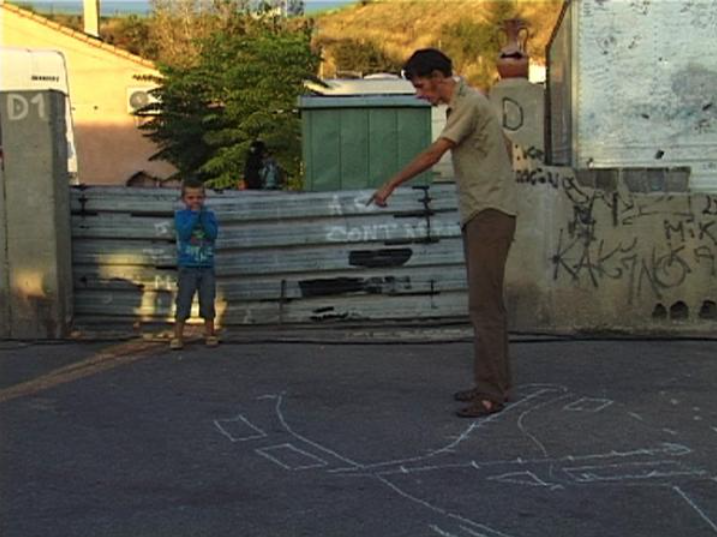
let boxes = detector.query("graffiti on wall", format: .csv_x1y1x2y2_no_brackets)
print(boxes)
515,146,717,320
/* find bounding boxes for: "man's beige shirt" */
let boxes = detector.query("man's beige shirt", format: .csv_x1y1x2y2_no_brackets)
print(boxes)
440,78,517,226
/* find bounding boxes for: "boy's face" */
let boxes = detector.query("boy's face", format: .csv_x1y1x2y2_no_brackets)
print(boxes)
182,187,205,212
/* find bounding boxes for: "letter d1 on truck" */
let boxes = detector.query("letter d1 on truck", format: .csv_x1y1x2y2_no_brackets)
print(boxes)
0,47,79,184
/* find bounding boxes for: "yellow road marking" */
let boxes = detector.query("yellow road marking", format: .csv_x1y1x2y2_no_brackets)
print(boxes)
0,340,165,404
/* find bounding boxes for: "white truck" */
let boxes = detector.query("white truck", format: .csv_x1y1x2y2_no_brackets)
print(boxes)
0,46,79,183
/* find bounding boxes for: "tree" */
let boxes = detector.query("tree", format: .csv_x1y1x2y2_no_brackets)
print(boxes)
251,0,305,16
148,0,305,67
102,15,157,59
286,0,305,16
149,0,252,67
439,0,521,89
331,39,402,77
138,13,319,190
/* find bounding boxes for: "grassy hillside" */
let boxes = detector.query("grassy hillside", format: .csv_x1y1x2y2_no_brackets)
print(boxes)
313,0,564,88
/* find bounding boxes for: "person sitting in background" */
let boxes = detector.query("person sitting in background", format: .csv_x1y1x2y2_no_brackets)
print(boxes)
260,152,283,190
242,140,284,190
243,140,266,190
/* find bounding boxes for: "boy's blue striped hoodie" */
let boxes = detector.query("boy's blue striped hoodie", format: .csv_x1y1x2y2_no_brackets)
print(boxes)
174,208,218,267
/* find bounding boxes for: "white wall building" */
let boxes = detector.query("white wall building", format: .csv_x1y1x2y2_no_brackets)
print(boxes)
548,0,717,192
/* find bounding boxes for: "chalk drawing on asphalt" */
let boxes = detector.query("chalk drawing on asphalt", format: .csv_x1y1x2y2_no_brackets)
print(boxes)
255,443,328,471
562,397,613,412
213,414,266,442
563,460,705,483
486,471,553,487
212,383,717,536
430,522,514,537
674,486,717,534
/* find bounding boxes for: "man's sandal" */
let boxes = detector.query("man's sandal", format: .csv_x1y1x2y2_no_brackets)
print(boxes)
455,400,505,419
454,388,512,403
453,387,483,402
170,338,184,350
205,335,219,347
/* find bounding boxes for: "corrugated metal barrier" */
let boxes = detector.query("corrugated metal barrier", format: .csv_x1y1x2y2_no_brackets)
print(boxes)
70,185,468,328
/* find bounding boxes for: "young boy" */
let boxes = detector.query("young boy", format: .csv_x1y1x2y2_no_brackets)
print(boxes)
171,178,219,350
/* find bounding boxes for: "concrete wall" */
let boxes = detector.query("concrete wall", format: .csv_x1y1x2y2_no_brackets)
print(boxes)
493,77,717,334
0,90,74,338
509,154,717,334
1,4,175,185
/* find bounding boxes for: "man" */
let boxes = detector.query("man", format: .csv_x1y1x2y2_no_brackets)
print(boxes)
369,49,517,418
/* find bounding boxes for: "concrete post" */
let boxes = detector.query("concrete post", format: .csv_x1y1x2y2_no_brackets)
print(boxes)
489,78,546,158
0,158,9,338
0,90,73,339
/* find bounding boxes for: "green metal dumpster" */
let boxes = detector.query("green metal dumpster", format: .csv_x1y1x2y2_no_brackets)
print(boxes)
299,95,433,191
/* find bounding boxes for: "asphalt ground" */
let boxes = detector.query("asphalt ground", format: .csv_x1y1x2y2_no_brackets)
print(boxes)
0,333,716,537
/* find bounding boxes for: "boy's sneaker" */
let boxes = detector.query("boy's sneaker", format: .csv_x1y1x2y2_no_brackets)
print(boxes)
205,335,219,348
170,338,183,350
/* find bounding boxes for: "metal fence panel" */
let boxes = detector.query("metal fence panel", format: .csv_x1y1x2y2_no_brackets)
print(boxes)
70,185,467,328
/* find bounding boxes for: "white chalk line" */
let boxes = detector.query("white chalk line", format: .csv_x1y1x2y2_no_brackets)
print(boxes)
429,523,516,537
487,471,553,487
368,444,697,488
563,397,613,413
378,475,514,537
458,523,517,537
564,460,707,483
374,461,481,476
376,474,448,517
242,386,566,477
213,414,266,442
476,443,694,467
517,391,573,459
429,524,461,537
255,443,328,471
477,443,686,467
272,394,364,468
353,387,564,473
214,385,714,534
673,486,717,534
217,389,702,489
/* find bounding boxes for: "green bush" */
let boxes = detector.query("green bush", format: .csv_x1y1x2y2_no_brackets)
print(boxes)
138,14,319,190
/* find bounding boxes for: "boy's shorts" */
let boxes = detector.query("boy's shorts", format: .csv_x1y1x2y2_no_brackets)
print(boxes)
175,266,216,321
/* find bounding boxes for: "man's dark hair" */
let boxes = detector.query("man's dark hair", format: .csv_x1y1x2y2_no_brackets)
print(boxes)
181,176,205,196
402,48,453,80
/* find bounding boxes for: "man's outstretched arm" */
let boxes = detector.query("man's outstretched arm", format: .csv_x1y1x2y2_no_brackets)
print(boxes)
368,137,454,207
